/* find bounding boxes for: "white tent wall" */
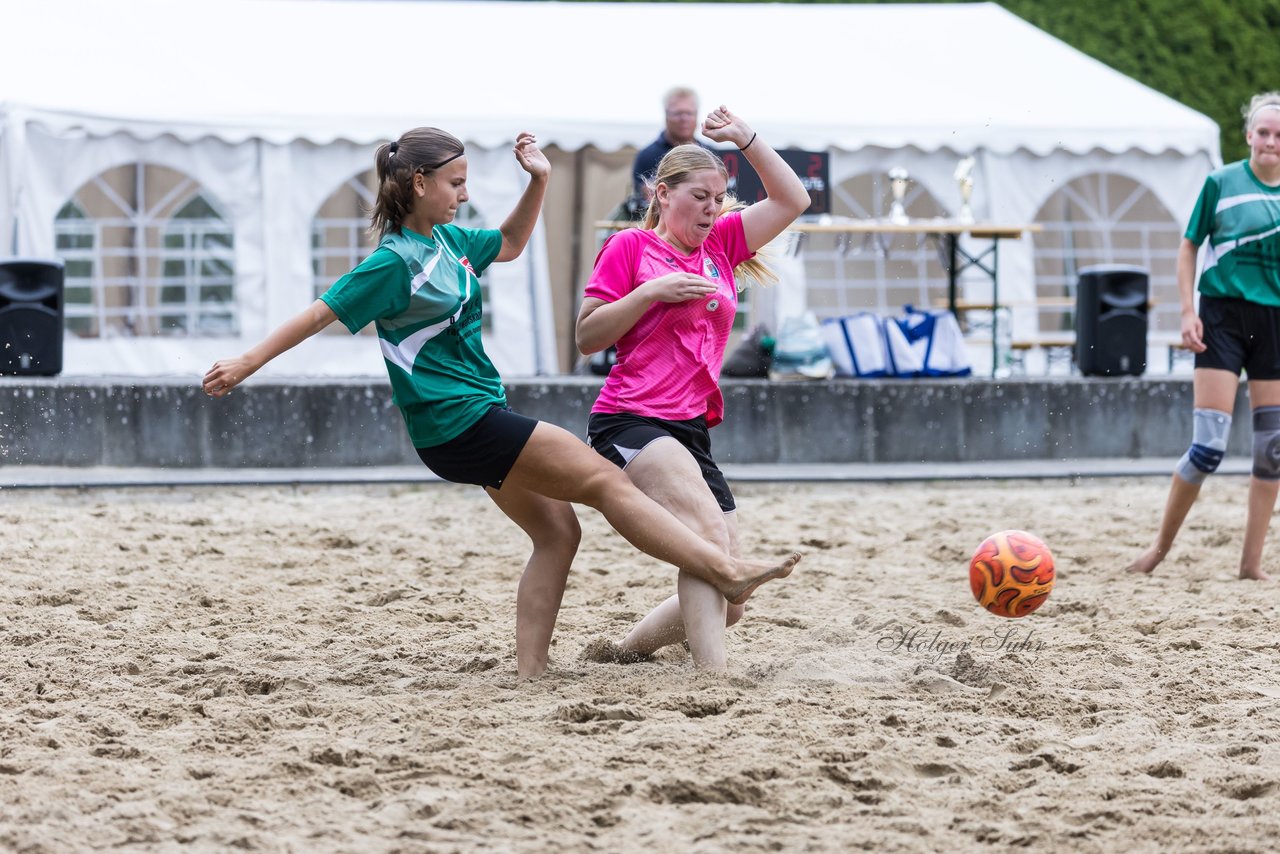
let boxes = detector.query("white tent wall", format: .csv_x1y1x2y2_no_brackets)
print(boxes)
10,123,555,377
0,123,10,255
823,146,1218,347
0,107,24,256
16,126,273,375
0,0,1223,379
986,147,1217,351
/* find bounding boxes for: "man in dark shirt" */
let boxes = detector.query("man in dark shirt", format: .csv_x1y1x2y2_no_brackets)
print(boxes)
630,87,708,197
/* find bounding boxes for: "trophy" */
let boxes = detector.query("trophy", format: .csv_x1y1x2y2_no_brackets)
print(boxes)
887,167,910,225
954,156,976,224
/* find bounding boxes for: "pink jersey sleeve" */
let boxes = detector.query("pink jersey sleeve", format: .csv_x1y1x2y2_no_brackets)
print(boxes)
584,229,644,303
712,210,755,268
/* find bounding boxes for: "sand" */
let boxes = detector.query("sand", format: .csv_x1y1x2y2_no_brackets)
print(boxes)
2,477,1279,852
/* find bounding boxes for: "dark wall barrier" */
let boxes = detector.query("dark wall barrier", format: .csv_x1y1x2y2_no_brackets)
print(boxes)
0,376,1249,468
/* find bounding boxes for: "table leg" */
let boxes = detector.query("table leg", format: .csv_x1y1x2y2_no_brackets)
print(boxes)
991,238,1000,377
947,234,958,315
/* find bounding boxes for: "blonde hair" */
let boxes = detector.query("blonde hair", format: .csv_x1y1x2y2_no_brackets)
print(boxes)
1243,91,1280,131
642,145,777,289
663,86,698,110
369,127,465,239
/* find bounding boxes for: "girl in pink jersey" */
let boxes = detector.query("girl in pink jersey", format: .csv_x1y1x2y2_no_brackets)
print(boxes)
204,126,800,680
576,106,811,669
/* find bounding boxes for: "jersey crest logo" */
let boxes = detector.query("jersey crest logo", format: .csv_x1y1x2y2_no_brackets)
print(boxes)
459,256,477,278
706,298,720,312
703,258,720,279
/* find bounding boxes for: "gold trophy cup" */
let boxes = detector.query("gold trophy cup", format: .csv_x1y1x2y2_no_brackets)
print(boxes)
888,167,910,225
954,156,976,224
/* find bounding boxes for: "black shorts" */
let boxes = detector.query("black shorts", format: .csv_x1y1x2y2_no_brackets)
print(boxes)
1196,295,1280,380
416,406,538,490
587,412,735,512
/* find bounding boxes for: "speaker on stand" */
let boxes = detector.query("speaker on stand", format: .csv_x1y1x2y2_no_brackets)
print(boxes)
1075,264,1148,377
0,258,65,376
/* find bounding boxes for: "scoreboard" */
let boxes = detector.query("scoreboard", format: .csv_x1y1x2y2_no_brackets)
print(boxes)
717,148,830,215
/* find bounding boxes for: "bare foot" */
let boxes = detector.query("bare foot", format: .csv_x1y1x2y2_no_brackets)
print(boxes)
723,552,801,606
1239,566,1275,581
580,637,652,665
1125,545,1165,575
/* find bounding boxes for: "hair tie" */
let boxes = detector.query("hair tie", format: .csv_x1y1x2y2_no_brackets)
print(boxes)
739,132,757,152
388,141,399,156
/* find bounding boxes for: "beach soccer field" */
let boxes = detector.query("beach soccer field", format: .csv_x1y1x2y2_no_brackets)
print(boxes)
1,479,1277,851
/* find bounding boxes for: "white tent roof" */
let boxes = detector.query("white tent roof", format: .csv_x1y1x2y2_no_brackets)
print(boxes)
2,0,1219,158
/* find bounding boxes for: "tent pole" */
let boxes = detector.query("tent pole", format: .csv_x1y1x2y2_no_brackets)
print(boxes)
567,147,586,372
10,185,19,255
526,225,544,376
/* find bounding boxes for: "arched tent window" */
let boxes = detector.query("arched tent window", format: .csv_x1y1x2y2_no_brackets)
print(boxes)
311,169,491,335
161,194,237,336
54,201,96,338
312,171,378,303
53,163,236,338
1032,173,1180,337
803,171,949,319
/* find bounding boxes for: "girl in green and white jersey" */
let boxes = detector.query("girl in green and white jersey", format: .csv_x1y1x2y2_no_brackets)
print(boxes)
1129,92,1280,580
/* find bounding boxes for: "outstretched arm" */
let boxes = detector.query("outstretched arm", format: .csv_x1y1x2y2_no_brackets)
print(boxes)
702,105,810,252
202,299,338,397
496,132,551,263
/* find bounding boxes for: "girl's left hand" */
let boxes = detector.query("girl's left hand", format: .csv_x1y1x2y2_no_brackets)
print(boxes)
513,132,550,179
702,105,753,150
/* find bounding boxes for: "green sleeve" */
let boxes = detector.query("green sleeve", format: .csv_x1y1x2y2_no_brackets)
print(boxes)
440,224,504,274
1183,175,1219,246
320,248,407,334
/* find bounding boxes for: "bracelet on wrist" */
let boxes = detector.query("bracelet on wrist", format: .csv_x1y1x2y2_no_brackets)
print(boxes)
739,132,757,152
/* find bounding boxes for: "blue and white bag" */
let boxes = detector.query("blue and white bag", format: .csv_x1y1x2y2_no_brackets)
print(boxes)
821,306,971,378
888,306,972,377
820,313,890,377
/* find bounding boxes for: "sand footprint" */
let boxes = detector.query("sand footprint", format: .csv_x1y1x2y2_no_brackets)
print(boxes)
555,702,643,723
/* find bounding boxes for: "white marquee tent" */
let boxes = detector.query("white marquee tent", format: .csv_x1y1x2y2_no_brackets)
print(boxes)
0,0,1221,376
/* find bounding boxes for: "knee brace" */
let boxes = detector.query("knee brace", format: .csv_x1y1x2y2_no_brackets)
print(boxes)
1253,406,1280,480
1176,408,1232,485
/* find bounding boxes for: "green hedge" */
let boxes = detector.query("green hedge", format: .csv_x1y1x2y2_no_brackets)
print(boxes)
979,0,1279,162
577,0,1280,162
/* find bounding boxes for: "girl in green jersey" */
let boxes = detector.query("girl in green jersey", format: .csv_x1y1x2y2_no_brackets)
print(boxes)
1129,92,1280,580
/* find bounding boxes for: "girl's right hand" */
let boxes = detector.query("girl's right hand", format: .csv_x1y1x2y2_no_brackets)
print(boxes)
203,356,257,397
1181,311,1206,353
642,272,716,303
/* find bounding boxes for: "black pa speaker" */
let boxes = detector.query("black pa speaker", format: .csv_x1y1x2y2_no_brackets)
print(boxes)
0,258,65,376
1075,264,1147,377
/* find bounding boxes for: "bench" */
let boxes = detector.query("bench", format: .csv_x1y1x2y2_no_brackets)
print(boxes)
961,334,1075,375
1009,334,1076,374
1005,333,1191,374
1155,334,1195,372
